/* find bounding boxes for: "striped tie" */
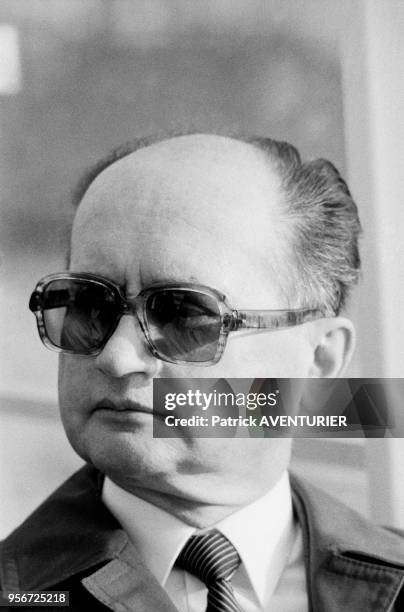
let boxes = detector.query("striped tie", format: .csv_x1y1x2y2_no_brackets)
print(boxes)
176,530,242,612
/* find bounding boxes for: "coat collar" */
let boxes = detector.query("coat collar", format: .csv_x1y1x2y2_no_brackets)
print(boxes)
290,473,404,611
0,466,127,591
1,465,404,611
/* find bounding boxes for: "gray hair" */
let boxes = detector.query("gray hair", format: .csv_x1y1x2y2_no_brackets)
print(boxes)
73,131,361,315
247,136,361,315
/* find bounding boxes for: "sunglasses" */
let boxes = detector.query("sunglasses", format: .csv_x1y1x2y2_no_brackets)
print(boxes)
29,272,324,365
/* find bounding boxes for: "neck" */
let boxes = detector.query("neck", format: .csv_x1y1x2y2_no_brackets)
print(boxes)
127,486,245,528
105,471,288,528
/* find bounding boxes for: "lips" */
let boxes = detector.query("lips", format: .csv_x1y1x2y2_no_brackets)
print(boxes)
93,397,166,417
94,398,152,414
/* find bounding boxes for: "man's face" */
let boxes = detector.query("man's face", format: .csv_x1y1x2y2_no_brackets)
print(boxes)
59,135,316,517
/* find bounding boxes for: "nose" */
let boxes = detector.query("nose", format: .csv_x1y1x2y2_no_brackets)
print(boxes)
94,315,159,379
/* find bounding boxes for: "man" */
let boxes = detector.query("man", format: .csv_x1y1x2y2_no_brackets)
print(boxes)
1,133,403,611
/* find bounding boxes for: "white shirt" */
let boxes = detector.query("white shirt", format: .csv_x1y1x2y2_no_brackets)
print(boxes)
102,472,308,611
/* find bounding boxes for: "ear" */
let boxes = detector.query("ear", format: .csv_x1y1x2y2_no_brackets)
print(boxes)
307,317,356,378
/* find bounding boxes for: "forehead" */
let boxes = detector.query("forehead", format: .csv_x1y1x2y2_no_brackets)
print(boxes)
70,135,289,305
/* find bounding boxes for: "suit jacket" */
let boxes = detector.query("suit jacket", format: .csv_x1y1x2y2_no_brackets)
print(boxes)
1,465,404,611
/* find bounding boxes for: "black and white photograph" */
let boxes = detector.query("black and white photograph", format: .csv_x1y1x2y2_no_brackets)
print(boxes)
0,2,403,610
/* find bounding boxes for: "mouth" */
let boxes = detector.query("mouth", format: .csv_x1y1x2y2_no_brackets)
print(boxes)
93,398,164,418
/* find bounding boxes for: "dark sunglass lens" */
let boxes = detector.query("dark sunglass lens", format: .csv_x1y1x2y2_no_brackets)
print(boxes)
146,289,222,362
42,279,119,353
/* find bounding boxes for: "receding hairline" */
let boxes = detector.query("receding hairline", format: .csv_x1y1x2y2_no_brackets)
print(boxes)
72,130,281,208
77,132,280,206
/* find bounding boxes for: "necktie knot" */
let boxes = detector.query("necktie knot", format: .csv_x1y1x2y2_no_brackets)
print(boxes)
176,530,241,585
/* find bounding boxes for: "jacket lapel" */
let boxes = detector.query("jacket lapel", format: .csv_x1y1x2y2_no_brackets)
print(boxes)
1,466,127,591
0,465,179,612
82,539,179,612
291,472,404,611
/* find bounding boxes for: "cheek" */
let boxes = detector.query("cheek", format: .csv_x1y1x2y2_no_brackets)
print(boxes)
58,355,91,422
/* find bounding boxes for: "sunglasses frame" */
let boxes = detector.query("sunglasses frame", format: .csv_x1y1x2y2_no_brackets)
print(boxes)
29,272,325,366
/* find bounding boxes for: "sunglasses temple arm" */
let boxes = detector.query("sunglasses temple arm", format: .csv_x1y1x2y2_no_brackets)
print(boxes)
234,309,323,330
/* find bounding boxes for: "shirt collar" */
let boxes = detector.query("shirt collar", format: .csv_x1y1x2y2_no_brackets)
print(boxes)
102,471,294,606
102,476,196,585
216,471,295,604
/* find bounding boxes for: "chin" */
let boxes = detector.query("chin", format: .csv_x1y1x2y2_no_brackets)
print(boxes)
84,434,182,487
